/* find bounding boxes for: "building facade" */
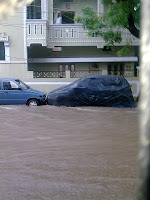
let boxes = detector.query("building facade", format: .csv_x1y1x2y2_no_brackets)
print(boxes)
0,0,140,97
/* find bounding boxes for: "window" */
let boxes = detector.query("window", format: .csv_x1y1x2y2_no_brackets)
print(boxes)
61,11,75,24
0,42,5,60
27,0,41,19
3,81,19,90
15,79,30,89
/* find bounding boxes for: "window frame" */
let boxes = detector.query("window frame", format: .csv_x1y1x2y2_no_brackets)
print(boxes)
0,42,5,61
27,0,41,19
3,81,19,90
61,11,75,24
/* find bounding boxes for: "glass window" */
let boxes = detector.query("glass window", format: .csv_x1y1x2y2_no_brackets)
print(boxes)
61,11,75,24
27,0,41,19
3,81,20,90
15,79,30,89
10,81,19,89
3,82,12,90
0,42,5,60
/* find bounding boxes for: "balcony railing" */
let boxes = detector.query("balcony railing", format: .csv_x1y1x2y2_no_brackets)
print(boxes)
33,70,102,78
108,70,138,77
33,71,66,78
48,25,140,48
26,20,140,47
26,19,48,46
70,70,102,78
33,70,137,78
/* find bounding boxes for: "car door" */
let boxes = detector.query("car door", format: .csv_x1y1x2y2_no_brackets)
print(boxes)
2,80,26,105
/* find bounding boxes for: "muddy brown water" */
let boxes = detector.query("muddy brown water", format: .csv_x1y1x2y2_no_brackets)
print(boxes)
0,105,138,200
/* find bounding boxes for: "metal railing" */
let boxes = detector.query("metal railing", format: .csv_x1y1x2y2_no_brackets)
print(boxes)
108,70,138,77
70,70,102,78
33,71,66,78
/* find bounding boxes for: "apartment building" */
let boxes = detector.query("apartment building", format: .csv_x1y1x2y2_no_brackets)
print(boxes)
0,0,140,96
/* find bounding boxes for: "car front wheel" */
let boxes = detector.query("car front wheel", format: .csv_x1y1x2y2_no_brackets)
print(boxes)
27,99,39,106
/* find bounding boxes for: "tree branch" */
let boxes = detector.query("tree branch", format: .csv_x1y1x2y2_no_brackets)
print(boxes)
127,13,140,39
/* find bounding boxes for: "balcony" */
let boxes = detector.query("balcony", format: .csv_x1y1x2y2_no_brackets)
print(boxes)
47,25,140,48
26,19,48,46
26,22,140,48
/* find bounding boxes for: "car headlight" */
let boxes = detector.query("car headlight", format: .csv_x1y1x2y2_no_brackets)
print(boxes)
40,94,46,98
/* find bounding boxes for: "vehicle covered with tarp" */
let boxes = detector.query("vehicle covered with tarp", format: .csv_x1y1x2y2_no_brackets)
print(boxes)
47,75,136,108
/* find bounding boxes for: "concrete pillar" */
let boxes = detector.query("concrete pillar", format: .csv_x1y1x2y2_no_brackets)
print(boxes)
138,0,150,199
98,0,104,15
102,69,107,75
43,0,48,20
4,42,10,62
49,0,53,25
66,70,70,79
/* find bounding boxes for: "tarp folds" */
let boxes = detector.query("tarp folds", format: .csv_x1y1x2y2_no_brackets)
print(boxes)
47,75,136,108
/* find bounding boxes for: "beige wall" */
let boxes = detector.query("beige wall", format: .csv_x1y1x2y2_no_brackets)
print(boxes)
0,7,29,80
0,64,28,81
0,7,26,62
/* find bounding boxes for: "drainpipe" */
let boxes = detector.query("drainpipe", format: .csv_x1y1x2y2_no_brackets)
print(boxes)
138,0,150,199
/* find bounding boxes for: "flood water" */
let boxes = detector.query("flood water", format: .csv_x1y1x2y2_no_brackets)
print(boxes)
0,105,139,200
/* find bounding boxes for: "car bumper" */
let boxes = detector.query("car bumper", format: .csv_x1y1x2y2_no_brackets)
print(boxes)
39,98,47,105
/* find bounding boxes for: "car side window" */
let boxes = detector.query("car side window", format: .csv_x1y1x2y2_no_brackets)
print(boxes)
3,81,19,90
10,81,19,89
3,82,12,90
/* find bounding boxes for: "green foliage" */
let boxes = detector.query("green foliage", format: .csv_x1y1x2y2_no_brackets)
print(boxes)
75,6,122,46
75,0,140,56
74,7,105,31
101,30,122,45
103,0,140,28
117,45,130,57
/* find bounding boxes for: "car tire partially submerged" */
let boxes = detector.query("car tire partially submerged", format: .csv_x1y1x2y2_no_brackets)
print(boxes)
27,99,39,106
47,75,136,108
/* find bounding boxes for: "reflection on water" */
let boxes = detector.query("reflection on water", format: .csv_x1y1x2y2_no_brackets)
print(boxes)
0,105,138,200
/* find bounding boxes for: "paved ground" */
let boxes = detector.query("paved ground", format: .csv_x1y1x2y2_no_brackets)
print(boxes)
0,105,138,200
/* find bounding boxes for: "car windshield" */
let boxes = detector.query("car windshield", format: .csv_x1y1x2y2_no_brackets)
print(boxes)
15,79,30,89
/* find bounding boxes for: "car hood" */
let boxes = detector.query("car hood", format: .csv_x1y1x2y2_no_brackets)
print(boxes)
27,88,46,96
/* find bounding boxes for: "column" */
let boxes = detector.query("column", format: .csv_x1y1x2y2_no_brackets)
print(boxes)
49,0,53,25
4,42,10,62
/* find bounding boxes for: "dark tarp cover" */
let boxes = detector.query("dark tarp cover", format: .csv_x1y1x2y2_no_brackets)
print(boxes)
47,75,136,108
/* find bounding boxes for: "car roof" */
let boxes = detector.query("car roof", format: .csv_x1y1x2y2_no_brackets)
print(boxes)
0,78,18,82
